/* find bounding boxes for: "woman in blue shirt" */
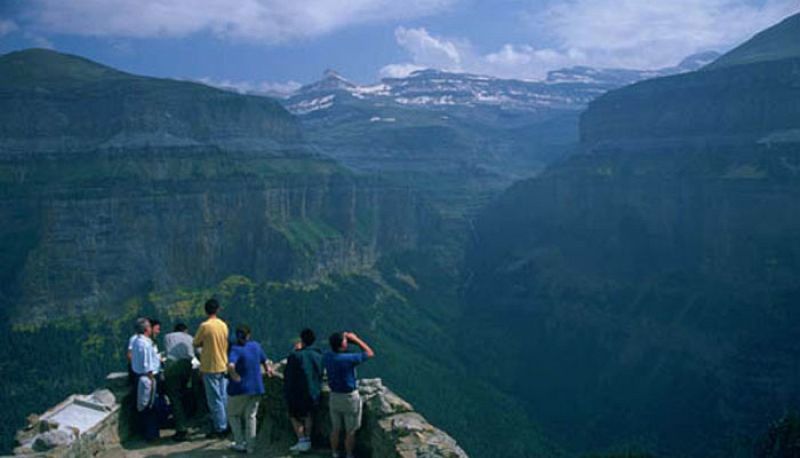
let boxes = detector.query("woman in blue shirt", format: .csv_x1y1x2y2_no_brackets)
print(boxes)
227,324,271,453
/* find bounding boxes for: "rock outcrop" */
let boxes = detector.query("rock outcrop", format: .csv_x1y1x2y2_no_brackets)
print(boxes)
261,369,467,458
14,389,120,457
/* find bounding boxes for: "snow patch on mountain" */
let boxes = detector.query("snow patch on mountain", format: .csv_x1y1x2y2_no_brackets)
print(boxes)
284,51,722,116
288,94,335,114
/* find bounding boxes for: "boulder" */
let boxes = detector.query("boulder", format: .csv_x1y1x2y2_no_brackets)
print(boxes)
32,430,75,451
89,389,116,409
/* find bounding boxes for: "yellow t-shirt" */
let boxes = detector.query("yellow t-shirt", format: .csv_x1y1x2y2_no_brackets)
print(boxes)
193,317,229,373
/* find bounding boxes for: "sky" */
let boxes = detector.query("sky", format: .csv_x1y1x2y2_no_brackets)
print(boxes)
0,0,798,95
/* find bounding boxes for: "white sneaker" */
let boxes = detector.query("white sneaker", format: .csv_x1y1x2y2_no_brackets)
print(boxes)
229,442,247,453
290,439,312,453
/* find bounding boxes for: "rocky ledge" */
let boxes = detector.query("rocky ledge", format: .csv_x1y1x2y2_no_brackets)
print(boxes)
14,364,467,458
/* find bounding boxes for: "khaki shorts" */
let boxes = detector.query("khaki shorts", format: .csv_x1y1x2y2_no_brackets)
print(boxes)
329,391,363,433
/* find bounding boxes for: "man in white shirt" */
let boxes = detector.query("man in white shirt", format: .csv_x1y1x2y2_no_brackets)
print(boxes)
131,317,161,441
127,318,161,384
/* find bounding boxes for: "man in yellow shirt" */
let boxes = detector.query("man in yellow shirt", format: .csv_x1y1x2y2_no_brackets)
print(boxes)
193,299,230,438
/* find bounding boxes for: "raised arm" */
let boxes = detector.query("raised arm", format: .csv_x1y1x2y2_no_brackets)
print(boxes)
344,332,375,358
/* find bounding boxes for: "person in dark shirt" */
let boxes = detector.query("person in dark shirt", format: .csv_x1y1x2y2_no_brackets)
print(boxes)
323,331,375,458
285,328,323,453
227,324,271,454
163,323,194,442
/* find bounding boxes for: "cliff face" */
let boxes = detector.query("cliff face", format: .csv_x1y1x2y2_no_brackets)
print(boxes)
464,13,800,457
3,162,424,322
0,50,426,323
579,57,800,149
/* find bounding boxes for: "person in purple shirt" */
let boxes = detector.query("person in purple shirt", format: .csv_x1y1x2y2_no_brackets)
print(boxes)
227,324,272,454
323,331,375,458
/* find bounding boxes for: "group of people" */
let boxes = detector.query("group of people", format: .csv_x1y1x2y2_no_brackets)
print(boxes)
127,298,375,458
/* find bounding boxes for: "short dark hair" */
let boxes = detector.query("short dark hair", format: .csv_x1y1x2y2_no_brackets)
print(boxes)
149,318,161,328
174,323,188,333
204,299,220,315
300,328,315,346
329,332,345,352
236,324,251,344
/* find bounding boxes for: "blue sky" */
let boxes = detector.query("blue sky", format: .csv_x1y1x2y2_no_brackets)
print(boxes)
0,0,797,94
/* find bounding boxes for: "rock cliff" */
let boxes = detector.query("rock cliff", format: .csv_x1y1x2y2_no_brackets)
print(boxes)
0,49,428,323
463,12,800,457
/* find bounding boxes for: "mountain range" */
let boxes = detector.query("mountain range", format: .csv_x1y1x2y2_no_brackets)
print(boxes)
286,51,720,114
277,51,719,220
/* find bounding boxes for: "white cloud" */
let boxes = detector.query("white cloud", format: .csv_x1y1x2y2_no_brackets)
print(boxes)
382,27,586,80
196,77,302,98
536,0,799,69
24,32,55,49
0,19,18,36
394,26,463,68
379,63,427,78
24,0,455,43
384,0,799,80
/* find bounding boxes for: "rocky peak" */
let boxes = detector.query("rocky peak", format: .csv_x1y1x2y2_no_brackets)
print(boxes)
297,68,356,94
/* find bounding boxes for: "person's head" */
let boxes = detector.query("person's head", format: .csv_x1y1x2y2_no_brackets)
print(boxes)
149,318,161,337
204,298,220,316
135,317,151,337
329,332,346,352
300,328,315,347
173,323,188,333
236,324,251,346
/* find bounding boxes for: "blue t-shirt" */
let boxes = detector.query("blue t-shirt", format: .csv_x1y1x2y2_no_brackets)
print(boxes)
323,351,369,393
227,341,267,396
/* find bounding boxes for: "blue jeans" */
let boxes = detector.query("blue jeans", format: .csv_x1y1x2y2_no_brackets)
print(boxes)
203,372,228,432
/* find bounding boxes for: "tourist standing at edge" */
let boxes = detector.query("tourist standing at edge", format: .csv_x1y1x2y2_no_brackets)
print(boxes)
163,322,195,442
323,331,375,458
130,317,161,442
285,328,323,453
193,299,230,438
227,324,271,454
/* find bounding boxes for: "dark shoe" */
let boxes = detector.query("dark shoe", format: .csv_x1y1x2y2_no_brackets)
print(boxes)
172,431,189,442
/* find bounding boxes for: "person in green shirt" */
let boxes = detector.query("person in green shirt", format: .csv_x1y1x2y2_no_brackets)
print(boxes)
284,328,323,453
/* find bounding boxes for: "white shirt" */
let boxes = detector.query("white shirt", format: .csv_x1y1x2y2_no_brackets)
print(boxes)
131,334,160,375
